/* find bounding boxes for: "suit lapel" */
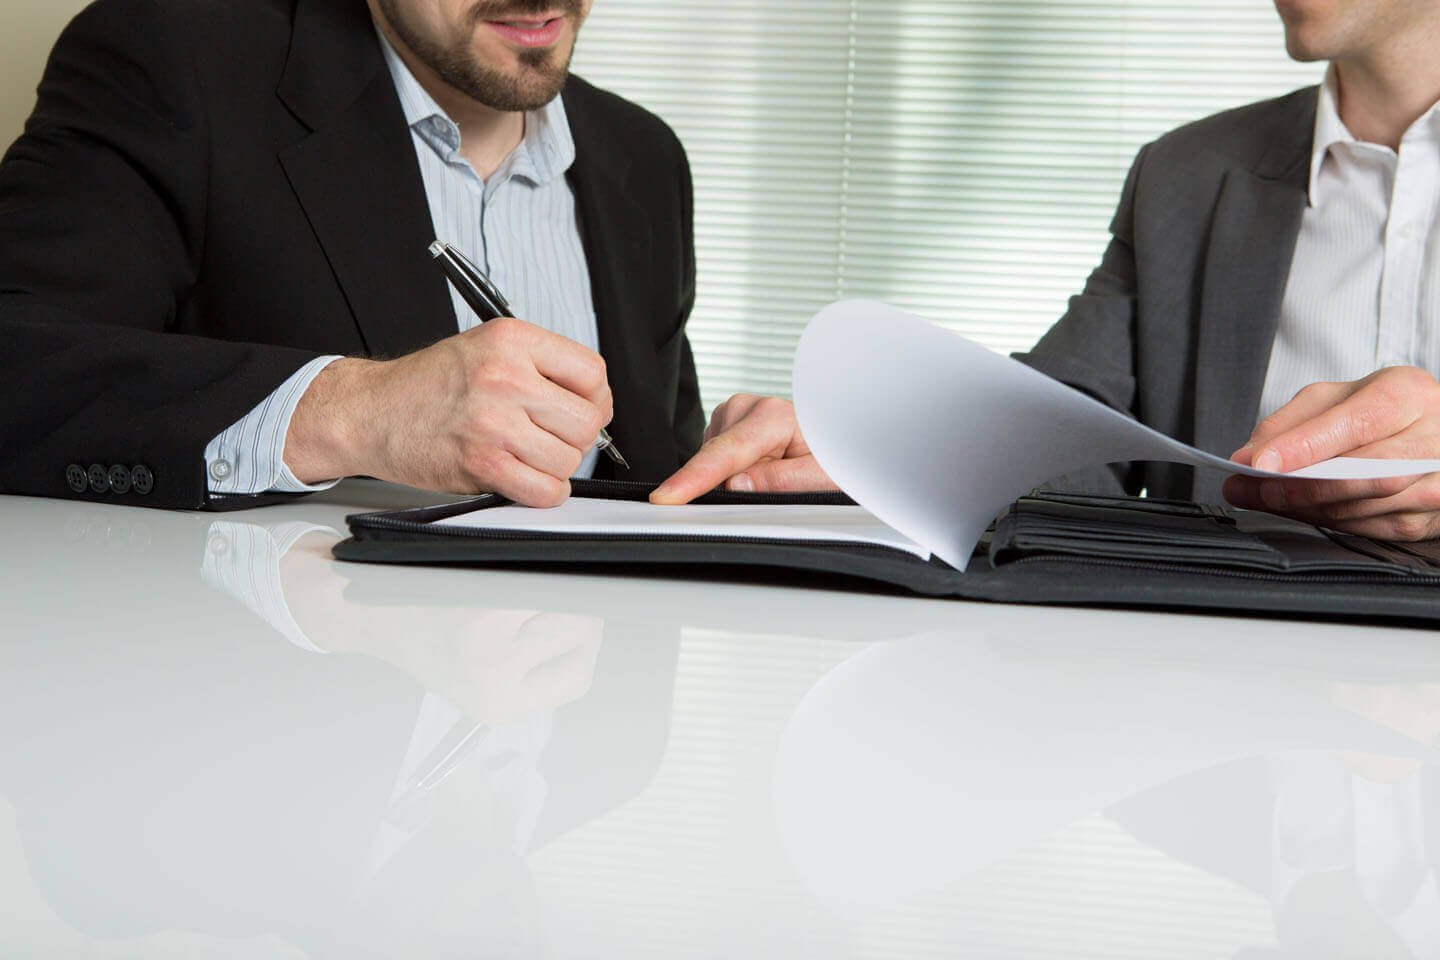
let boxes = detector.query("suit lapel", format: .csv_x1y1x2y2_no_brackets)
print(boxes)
1191,95,1314,502
564,84,657,478
275,0,455,359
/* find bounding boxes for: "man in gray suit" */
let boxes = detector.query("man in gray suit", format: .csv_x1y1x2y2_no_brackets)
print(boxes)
668,0,1440,544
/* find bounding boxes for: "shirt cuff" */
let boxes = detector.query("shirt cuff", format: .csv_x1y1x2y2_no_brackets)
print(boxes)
199,519,340,653
204,355,345,495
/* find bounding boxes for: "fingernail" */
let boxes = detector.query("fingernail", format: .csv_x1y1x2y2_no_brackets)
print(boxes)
650,483,674,502
728,473,754,492
1261,482,1286,511
1254,450,1282,473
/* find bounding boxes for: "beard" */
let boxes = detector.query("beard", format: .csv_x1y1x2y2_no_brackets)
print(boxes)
378,0,585,112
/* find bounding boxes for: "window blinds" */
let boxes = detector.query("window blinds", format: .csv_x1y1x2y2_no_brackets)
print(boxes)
571,1,1320,412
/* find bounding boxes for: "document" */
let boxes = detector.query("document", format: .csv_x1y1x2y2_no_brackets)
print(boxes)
438,497,932,560
792,300,1440,570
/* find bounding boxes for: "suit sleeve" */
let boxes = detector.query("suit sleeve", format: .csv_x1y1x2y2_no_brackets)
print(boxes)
0,0,320,510
669,137,705,458
1013,144,1152,496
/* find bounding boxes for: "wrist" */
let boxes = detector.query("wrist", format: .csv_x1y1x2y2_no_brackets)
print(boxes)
283,357,380,484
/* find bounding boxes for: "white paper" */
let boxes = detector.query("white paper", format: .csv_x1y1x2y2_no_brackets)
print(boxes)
437,497,932,561
793,300,1440,571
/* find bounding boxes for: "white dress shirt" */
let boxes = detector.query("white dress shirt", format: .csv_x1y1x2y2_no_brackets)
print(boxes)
1259,67,1440,422
204,27,601,495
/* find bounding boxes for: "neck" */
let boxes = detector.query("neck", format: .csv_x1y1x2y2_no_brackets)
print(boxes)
1333,24,1440,150
368,2,524,180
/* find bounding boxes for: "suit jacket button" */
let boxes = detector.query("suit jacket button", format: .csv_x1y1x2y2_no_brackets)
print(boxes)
108,464,133,495
87,464,110,494
131,465,154,496
65,464,88,493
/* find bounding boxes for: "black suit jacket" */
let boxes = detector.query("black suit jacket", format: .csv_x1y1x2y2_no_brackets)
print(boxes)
1019,88,1317,505
0,0,704,509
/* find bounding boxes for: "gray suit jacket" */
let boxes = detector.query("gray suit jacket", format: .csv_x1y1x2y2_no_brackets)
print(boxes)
1018,86,1317,505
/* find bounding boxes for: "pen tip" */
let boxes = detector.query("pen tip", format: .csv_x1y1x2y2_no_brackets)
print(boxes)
428,241,446,258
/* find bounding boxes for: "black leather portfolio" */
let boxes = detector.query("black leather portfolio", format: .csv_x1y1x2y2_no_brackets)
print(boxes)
335,479,1440,625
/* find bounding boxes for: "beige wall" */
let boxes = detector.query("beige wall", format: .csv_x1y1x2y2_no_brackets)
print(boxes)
0,1,92,146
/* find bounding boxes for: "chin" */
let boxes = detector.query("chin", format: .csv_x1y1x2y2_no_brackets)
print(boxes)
1283,32,1330,62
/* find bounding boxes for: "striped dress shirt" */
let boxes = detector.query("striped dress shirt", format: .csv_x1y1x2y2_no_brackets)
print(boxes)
1259,67,1440,423
203,27,601,495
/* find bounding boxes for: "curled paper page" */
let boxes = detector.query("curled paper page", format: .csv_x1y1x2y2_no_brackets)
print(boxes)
792,300,1440,571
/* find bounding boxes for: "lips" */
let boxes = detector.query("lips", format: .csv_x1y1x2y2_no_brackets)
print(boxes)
485,15,565,47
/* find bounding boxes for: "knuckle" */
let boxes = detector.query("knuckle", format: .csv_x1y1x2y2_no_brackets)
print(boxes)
753,396,790,418
1289,433,1324,465
1392,514,1431,541
464,447,508,484
1380,474,1418,498
491,315,522,336
1412,475,1440,510
576,351,606,391
474,358,521,392
1350,403,1389,442
1254,412,1286,438
1397,366,1434,391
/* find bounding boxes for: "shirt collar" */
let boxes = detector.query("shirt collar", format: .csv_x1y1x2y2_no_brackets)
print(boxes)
1307,64,1440,208
375,26,575,185
1308,65,1350,208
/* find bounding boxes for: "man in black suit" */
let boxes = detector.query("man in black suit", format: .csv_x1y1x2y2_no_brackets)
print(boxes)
0,0,819,510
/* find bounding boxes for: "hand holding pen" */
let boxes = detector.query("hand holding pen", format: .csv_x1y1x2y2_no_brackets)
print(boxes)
431,241,629,470
280,241,615,505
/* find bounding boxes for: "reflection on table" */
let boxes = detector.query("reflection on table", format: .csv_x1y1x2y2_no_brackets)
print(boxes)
776,629,1440,958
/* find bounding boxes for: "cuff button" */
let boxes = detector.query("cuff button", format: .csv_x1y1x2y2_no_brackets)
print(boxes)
65,464,88,493
131,464,154,496
208,458,233,482
87,464,110,494
108,464,133,495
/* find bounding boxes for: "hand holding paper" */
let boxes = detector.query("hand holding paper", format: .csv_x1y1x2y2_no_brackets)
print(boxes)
1223,366,1440,540
792,301,1440,570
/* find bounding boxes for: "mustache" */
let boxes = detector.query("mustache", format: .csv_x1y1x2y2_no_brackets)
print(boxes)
467,0,583,22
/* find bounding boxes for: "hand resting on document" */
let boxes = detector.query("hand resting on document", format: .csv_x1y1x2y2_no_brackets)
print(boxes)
650,394,838,505
283,318,613,507
1224,366,1440,540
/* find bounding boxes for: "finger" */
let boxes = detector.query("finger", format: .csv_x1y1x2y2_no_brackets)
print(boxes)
1263,473,1421,511
705,394,764,442
507,420,585,481
521,325,611,406
524,377,611,451
729,455,837,494
1226,471,1421,519
1222,474,1266,510
1250,374,1429,472
650,400,799,504
1318,510,1440,542
1238,380,1355,457
473,450,571,507
1224,471,1440,540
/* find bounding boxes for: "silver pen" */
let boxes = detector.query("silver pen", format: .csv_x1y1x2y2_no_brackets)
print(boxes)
429,240,629,470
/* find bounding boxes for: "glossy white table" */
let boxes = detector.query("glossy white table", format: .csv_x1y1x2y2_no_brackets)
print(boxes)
2,480,1438,958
